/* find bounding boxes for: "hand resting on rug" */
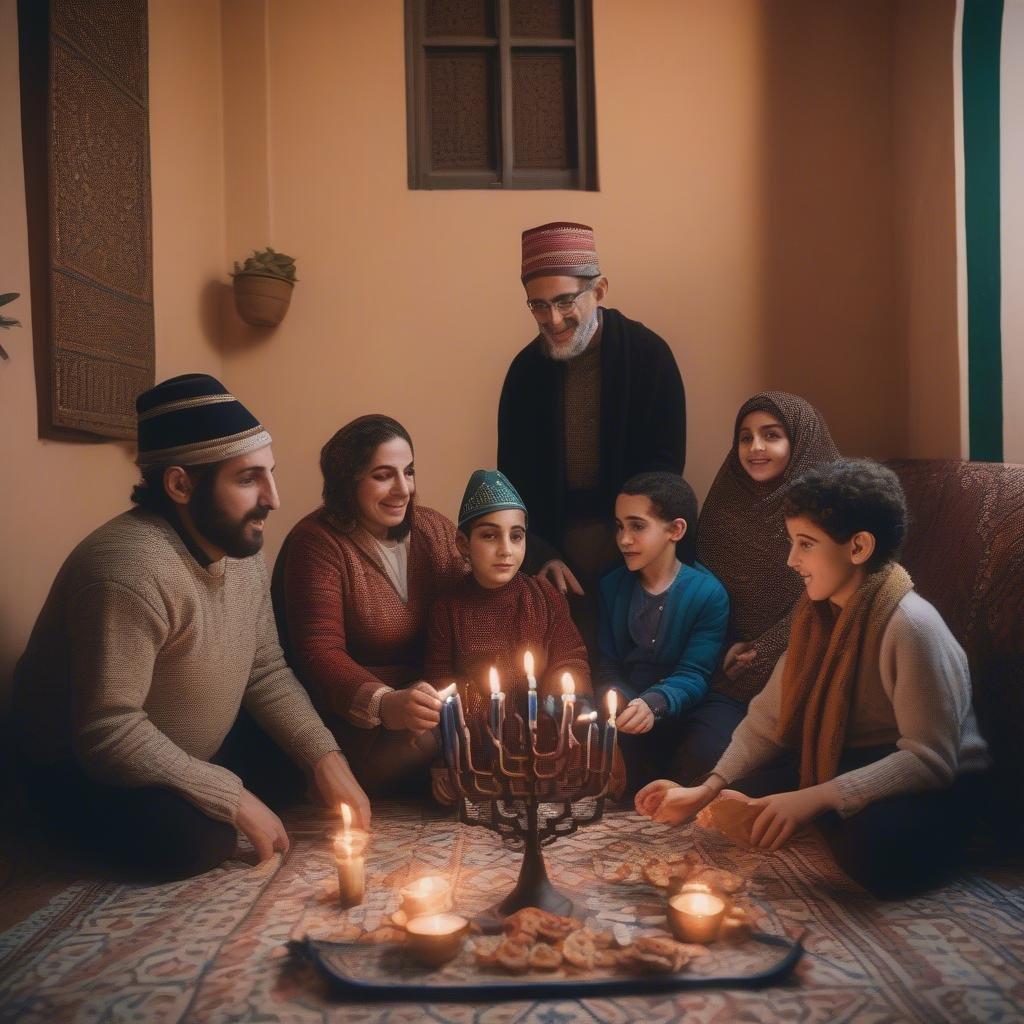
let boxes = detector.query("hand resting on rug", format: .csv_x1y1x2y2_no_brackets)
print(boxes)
634,777,723,825
236,788,290,862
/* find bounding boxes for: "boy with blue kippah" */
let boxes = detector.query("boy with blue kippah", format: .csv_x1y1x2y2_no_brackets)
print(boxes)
424,470,592,721
596,472,730,794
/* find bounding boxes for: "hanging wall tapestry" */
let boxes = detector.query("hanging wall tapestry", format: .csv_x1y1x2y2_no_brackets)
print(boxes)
23,0,155,439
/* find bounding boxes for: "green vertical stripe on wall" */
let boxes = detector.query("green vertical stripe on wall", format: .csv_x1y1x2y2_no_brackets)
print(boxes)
962,0,1004,461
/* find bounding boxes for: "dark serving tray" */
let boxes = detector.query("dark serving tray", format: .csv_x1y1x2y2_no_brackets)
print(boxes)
290,929,804,1003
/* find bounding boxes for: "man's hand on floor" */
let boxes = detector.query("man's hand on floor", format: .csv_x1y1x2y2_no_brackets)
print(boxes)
310,750,372,829
236,788,289,862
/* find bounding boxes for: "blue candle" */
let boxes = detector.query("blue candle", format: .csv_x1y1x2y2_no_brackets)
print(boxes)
602,689,618,769
488,667,504,742
440,695,458,767
524,651,538,733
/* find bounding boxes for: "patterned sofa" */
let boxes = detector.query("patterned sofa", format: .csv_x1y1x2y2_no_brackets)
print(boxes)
888,459,1024,834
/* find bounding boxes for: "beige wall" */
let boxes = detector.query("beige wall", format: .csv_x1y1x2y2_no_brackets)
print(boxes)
0,0,961,708
222,0,934,572
893,0,961,458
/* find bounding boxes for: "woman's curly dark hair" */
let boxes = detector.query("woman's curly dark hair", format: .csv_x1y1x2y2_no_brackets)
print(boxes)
781,458,908,571
320,414,414,538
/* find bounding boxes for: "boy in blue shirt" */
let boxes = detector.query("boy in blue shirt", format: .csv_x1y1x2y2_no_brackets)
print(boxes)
596,472,729,794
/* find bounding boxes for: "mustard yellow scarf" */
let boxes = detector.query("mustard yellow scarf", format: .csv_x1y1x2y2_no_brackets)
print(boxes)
776,563,914,787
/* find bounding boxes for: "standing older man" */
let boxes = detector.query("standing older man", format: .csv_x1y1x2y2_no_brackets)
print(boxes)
13,374,369,879
498,222,686,647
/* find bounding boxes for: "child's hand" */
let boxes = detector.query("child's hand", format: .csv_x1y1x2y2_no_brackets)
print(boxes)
617,698,655,734
747,784,837,851
635,780,716,824
723,641,757,680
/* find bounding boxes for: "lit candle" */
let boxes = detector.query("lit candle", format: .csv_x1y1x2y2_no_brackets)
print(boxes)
524,651,538,733
602,689,618,768
667,886,727,944
436,681,458,702
488,666,504,742
333,802,369,909
399,875,453,919
405,912,469,966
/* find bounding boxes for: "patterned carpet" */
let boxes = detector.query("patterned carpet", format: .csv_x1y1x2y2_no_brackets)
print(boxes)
1,801,1022,1023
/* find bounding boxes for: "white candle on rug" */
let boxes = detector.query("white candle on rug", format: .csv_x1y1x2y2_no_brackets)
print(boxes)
333,802,368,910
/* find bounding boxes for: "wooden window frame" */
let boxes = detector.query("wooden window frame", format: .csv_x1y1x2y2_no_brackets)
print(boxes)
405,0,597,190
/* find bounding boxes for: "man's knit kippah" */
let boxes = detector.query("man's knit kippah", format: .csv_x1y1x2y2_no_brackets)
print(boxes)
458,470,528,530
136,373,272,468
521,221,600,283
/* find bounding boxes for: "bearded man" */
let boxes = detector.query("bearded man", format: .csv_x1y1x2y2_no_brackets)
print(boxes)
13,374,369,879
498,222,687,648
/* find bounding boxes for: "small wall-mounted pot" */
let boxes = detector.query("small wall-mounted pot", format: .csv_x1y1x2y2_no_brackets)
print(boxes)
233,273,294,327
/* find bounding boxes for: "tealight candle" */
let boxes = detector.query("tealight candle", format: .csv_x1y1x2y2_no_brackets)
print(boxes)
333,802,369,910
399,875,453,919
405,912,469,966
667,887,727,944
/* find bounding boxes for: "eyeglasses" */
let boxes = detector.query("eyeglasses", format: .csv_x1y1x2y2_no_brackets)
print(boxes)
525,279,598,317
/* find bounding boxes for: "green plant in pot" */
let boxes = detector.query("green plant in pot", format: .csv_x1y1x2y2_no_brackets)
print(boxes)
231,248,297,327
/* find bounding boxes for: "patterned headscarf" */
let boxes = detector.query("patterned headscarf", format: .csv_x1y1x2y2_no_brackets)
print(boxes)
696,392,840,700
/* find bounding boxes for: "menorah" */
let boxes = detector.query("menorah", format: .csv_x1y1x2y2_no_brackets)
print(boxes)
437,656,618,923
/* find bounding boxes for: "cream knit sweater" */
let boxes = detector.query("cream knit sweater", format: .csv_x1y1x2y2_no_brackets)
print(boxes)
712,592,990,817
13,509,340,824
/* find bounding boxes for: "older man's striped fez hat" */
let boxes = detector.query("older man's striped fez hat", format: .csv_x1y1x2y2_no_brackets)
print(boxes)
520,221,600,283
136,373,272,468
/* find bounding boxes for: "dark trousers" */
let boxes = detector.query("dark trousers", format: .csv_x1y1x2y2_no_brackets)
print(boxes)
19,709,304,883
619,691,748,795
730,745,987,899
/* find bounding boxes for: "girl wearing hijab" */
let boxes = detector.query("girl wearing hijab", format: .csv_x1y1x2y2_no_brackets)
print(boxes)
673,392,839,782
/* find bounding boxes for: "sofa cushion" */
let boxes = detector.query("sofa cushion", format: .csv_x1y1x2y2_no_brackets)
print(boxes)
888,459,1024,821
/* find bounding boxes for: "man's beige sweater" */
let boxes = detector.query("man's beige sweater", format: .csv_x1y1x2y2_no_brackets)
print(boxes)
13,509,340,824
713,592,990,817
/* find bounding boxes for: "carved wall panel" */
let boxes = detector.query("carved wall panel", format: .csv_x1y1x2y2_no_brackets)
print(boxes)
425,0,493,37
47,0,155,438
510,0,573,39
428,51,497,170
512,53,574,169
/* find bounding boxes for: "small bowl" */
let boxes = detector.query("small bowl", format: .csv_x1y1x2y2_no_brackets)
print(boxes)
405,913,469,967
667,885,728,944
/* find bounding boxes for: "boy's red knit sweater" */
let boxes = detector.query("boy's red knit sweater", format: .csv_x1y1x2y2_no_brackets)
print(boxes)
424,571,592,723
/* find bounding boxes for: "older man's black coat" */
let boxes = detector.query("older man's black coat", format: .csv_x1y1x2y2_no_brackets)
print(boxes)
497,307,686,570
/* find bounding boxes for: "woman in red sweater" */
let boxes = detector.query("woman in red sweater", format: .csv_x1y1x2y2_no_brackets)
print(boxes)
274,415,464,793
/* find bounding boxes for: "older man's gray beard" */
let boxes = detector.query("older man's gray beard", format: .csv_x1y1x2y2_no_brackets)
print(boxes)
543,311,600,361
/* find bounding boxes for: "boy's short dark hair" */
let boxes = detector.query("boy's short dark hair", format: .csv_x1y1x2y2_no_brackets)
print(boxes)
781,458,908,571
619,472,698,528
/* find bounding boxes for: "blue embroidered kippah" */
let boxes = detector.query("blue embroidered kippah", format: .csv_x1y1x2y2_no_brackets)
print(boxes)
458,470,528,529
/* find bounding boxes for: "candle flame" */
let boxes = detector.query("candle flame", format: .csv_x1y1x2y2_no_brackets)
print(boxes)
576,710,598,724
436,682,457,701
489,666,500,696
524,650,535,678
561,672,575,697
607,690,618,720
340,802,352,834
410,875,445,896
